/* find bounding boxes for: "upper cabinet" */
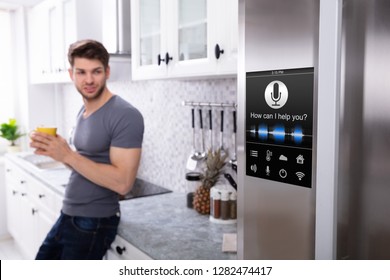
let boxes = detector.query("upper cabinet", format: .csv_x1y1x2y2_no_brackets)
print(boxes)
28,0,103,84
131,0,238,80
102,0,131,55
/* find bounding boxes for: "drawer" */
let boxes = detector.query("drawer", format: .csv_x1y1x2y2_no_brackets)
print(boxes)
28,176,57,216
5,161,29,187
106,235,152,260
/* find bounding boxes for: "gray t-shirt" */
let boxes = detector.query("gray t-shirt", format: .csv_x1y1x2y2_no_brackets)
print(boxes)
62,95,144,217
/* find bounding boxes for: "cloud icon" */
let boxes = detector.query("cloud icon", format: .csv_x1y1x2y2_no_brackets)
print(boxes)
279,155,288,161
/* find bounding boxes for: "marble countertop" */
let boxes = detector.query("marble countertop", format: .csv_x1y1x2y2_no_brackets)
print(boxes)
119,192,237,260
4,152,237,260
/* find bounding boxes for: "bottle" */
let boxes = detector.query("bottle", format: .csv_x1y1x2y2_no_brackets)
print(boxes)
213,191,221,219
210,187,216,217
230,192,237,219
220,190,230,220
185,172,201,208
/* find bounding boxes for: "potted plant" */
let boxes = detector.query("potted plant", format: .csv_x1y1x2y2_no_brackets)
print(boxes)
0,119,25,152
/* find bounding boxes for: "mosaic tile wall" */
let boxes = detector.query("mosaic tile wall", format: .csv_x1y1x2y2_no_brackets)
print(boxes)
60,78,237,192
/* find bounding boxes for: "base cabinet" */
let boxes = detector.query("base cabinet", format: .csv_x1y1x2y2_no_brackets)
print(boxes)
4,159,61,259
105,234,152,260
5,158,151,260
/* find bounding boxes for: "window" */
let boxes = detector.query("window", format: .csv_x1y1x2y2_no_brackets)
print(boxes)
0,9,15,146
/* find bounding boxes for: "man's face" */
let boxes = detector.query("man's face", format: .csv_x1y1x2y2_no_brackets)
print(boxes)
69,57,110,100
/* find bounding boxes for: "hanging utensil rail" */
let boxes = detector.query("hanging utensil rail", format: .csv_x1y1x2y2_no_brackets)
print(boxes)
182,101,237,108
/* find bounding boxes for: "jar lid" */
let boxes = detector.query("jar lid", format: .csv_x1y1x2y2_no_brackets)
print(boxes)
185,172,202,181
220,190,231,201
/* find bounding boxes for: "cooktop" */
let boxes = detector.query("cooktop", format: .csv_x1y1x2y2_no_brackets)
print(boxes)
120,179,172,200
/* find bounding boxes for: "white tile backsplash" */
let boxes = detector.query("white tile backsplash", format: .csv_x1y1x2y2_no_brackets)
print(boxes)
60,78,237,192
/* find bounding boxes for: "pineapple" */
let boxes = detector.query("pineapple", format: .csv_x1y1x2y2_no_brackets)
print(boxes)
193,149,228,214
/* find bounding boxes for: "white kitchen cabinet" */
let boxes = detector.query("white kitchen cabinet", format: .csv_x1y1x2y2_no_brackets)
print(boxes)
4,157,151,260
4,159,61,259
102,0,131,55
28,0,103,84
5,161,27,241
105,234,152,260
5,160,35,258
131,0,238,80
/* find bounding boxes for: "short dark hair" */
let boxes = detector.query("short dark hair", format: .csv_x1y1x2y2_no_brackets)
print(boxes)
68,39,110,69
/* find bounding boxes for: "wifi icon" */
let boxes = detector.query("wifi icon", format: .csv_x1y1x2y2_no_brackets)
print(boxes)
296,172,305,181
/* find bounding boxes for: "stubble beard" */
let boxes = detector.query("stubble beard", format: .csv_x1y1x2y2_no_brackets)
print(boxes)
77,82,106,101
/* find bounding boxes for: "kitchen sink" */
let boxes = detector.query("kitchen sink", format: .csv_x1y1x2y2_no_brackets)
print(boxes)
120,179,172,200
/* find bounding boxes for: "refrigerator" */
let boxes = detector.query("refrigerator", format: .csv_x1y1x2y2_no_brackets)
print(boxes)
237,0,390,260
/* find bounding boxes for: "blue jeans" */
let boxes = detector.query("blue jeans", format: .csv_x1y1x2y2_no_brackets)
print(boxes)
35,212,120,260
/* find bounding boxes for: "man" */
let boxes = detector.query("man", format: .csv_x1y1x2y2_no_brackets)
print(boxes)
30,39,144,259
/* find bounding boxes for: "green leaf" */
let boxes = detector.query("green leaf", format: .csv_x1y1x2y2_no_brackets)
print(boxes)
0,119,24,143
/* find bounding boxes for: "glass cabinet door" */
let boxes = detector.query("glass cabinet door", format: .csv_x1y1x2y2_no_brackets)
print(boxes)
178,0,207,61
48,4,63,73
139,0,161,66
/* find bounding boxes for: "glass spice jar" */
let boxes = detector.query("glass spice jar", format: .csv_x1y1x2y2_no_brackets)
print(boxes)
229,192,237,219
220,190,230,220
185,172,201,208
213,190,221,219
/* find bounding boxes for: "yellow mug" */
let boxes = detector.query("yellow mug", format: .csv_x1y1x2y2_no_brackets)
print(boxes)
36,126,57,136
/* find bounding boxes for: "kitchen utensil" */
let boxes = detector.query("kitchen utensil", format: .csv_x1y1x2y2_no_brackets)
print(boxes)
196,108,207,160
219,109,226,156
209,109,213,151
186,108,199,170
229,110,237,172
224,173,237,190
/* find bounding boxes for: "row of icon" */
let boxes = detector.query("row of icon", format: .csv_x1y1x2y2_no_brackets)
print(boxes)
250,164,305,181
249,149,305,164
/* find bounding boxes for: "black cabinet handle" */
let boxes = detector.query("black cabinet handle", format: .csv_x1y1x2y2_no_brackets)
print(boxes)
39,194,45,199
158,53,173,65
157,54,164,65
164,52,173,65
116,246,126,255
215,44,224,59
32,208,38,215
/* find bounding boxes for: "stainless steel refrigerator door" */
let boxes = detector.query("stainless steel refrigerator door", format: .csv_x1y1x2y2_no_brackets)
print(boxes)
337,0,390,260
238,0,319,259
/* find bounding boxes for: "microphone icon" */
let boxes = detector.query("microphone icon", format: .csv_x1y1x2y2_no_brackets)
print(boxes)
265,80,288,109
271,82,282,106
